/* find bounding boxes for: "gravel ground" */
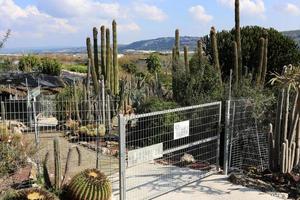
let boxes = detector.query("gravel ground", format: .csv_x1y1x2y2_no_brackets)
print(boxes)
25,132,119,183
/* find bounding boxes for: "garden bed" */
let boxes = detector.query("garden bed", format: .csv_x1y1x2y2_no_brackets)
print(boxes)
228,167,300,199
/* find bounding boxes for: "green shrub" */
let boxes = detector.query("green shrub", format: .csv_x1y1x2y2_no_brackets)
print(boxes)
18,55,41,72
62,64,87,73
121,63,137,74
39,57,62,76
174,53,223,106
146,53,162,74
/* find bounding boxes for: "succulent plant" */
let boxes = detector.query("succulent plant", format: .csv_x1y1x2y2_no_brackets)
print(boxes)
66,168,112,200
4,188,58,200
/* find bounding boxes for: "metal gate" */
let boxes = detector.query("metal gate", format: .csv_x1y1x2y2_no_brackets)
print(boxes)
118,102,222,200
224,99,269,174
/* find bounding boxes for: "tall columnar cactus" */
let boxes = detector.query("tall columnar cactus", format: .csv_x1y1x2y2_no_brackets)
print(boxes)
110,47,114,92
100,25,106,79
112,20,119,95
175,29,180,58
1,101,5,122
232,41,239,89
210,27,222,86
255,37,265,87
73,81,81,123
197,40,203,66
53,137,61,190
67,169,112,200
106,28,111,91
260,32,269,87
184,46,189,74
269,65,300,173
93,27,100,79
235,0,242,83
86,38,100,95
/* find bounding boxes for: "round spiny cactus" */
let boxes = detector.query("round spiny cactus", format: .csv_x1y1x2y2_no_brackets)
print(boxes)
5,188,58,200
66,169,112,200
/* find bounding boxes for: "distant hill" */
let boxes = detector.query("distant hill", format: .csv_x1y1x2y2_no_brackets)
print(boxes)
119,36,200,52
1,30,300,55
282,30,300,46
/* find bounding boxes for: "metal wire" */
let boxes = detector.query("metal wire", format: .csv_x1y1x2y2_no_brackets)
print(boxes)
119,101,222,200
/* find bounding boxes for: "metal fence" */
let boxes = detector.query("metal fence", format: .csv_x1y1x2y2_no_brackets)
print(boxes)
0,97,119,191
118,101,222,200
224,99,269,174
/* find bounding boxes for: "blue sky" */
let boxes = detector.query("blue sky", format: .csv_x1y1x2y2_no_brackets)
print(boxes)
0,0,299,48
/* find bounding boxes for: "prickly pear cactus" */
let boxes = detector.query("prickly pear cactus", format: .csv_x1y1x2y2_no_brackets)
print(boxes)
66,169,112,200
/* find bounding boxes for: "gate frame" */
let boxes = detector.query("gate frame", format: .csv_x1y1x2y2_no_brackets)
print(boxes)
118,101,222,200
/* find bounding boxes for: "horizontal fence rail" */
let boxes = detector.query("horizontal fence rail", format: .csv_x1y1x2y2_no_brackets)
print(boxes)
119,101,222,200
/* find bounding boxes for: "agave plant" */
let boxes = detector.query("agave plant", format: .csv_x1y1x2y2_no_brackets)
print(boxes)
3,188,58,200
66,168,112,200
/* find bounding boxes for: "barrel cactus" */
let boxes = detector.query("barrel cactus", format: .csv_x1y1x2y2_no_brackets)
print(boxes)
4,188,58,200
66,169,112,200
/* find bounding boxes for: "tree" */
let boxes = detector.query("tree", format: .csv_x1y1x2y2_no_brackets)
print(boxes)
0,30,10,49
39,57,62,76
19,55,41,72
146,53,162,74
204,26,300,81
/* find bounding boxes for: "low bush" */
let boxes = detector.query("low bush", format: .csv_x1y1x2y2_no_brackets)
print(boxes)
39,57,62,76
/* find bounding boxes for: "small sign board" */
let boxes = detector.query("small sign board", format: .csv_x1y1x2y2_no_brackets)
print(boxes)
128,143,163,167
174,120,190,140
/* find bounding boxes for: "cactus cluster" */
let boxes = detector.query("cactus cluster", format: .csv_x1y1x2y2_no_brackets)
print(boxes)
66,168,112,200
4,188,58,200
43,138,81,189
254,32,268,88
269,65,300,173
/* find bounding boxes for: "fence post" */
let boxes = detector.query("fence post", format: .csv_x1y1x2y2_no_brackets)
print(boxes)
223,100,230,175
216,102,222,171
119,114,126,200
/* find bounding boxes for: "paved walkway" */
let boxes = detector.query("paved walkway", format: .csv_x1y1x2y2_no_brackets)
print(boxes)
156,175,285,200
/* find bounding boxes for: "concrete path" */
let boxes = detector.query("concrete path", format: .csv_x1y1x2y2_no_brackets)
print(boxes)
156,175,285,200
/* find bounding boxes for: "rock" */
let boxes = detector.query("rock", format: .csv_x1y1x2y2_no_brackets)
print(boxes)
180,153,196,164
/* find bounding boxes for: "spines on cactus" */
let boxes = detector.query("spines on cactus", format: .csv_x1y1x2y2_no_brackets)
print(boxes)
86,38,100,95
235,0,242,83
255,37,265,87
106,28,111,91
175,29,180,58
184,46,189,74
112,20,119,96
210,26,222,86
93,27,100,79
232,41,239,89
53,137,61,190
100,25,106,80
66,168,112,200
260,31,268,87
5,188,58,200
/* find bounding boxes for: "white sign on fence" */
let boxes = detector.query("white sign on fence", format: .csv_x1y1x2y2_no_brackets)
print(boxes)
174,120,190,140
128,143,163,167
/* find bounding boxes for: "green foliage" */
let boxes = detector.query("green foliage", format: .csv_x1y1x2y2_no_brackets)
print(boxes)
66,168,112,200
205,26,300,80
146,53,162,74
174,53,223,106
39,57,62,76
18,55,41,72
0,58,13,72
62,64,87,73
122,63,137,74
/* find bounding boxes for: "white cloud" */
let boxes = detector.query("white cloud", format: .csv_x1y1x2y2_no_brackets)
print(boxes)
283,3,300,16
119,22,141,32
0,0,76,37
133,3,167,22
36,0,127,19
218,0,265,16
189,5,213,23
